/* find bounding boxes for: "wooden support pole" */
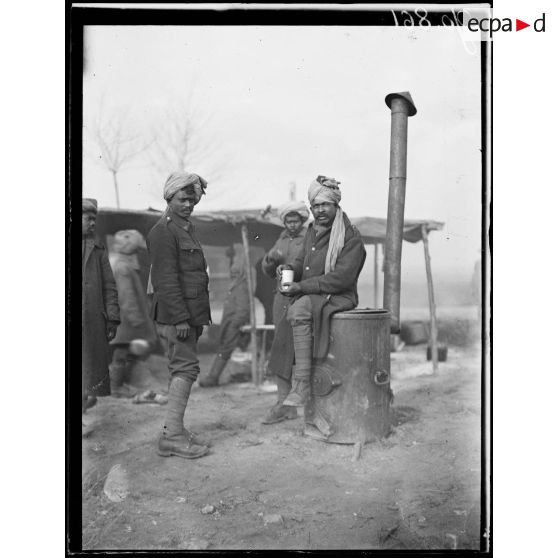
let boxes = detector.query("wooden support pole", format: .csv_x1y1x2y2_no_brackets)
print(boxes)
374,243,380,308
241,224,259,385
421,225,438,374
259,329,268,384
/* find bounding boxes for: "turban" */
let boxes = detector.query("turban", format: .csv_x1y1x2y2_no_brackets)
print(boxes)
308,175,345,274
113,229,146,255
82,198,98,214
308,175,341,206
278,201,310,223
163,172,208,204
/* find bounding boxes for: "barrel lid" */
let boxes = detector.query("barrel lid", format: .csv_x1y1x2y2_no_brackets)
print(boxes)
333,308,390,320
385,91,417,116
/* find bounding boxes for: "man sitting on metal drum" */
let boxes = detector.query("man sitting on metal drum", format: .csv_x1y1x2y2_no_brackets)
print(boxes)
266,175,367,408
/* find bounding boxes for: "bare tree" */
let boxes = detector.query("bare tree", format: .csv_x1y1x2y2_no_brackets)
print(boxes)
87,100,151,208
149,99,226,190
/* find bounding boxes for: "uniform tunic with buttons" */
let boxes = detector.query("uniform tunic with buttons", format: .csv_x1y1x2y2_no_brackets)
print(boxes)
147,212,211,326
147,212,212,381
268,213,366,380
261,227,306,325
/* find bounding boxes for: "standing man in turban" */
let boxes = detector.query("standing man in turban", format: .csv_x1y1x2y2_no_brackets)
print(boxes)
82,198,120,432
266,176,366,410
147,172,212,459
260,201,309,424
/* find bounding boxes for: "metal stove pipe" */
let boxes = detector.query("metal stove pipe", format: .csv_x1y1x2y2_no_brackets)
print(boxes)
383,91,417,333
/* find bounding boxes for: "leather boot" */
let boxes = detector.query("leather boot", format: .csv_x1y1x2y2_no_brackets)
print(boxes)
262,375,298,424
158,377,209,459
283,321,312,407
283,378,311,407
158,430,209,459
199,355,228,387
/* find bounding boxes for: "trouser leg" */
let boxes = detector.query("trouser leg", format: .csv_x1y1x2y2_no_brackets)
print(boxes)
218,317,243,361
276,375,292,404
163,376,192,437
283,296,314,407
292,321,313,380
156,324,209,459
159,323,202,426
163,324,202,384
199,354,229,387
109,345,137,397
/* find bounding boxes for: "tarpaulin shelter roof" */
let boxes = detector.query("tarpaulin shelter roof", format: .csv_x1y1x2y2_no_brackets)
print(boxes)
95,207,284,250
351,216,444,244
95,207,443,248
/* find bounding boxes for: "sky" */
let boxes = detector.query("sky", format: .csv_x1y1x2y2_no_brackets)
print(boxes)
83,24,482,277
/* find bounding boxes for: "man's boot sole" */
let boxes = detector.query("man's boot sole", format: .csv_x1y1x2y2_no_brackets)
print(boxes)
157,446,210,459
261,411,298,425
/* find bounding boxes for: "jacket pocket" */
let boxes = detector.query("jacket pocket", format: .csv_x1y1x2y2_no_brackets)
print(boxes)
179,240,199,251
179,241,204,271
184,286,198,299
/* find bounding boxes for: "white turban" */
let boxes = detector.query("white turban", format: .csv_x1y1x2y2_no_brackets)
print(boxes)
278,201,310,223
113,229,146,255
163,172,208,203
308,175,341,206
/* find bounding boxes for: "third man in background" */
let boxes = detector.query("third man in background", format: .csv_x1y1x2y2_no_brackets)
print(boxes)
260,201,309,424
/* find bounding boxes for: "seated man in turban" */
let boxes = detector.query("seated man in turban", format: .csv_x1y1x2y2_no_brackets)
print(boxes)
108,230,159,398
266,176,366,409
147,172,212,459
260,201,309,424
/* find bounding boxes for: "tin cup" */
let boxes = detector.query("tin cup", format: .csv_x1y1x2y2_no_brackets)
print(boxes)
281,269,294,290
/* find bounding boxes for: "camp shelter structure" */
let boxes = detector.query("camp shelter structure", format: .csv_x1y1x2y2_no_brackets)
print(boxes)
95,207,444,379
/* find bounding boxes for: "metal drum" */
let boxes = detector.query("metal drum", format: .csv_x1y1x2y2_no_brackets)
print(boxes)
305,309,392,444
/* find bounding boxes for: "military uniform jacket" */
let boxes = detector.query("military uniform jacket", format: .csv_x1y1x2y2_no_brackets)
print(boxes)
147,213,211,326
268,213,366,379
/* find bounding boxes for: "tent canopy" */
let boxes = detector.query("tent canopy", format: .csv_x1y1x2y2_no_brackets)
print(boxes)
351,216,444,244
95,207,443,249
95,207,284,250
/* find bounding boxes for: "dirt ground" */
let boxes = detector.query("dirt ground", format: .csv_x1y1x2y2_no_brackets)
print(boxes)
81,326,483,551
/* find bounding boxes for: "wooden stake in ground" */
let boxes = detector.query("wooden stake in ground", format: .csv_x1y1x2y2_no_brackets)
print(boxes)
241,224,259,385
422,224,439,374
374,242,381,308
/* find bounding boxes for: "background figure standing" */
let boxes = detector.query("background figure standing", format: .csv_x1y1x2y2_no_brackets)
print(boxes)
109,229,158,398
261,201,309,325
147,172,211,459
254,256,275,328
260,201,309,424
82,199,120,431
199,253,255,387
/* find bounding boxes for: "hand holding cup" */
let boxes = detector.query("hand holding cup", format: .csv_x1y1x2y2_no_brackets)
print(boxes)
280,269,294,291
